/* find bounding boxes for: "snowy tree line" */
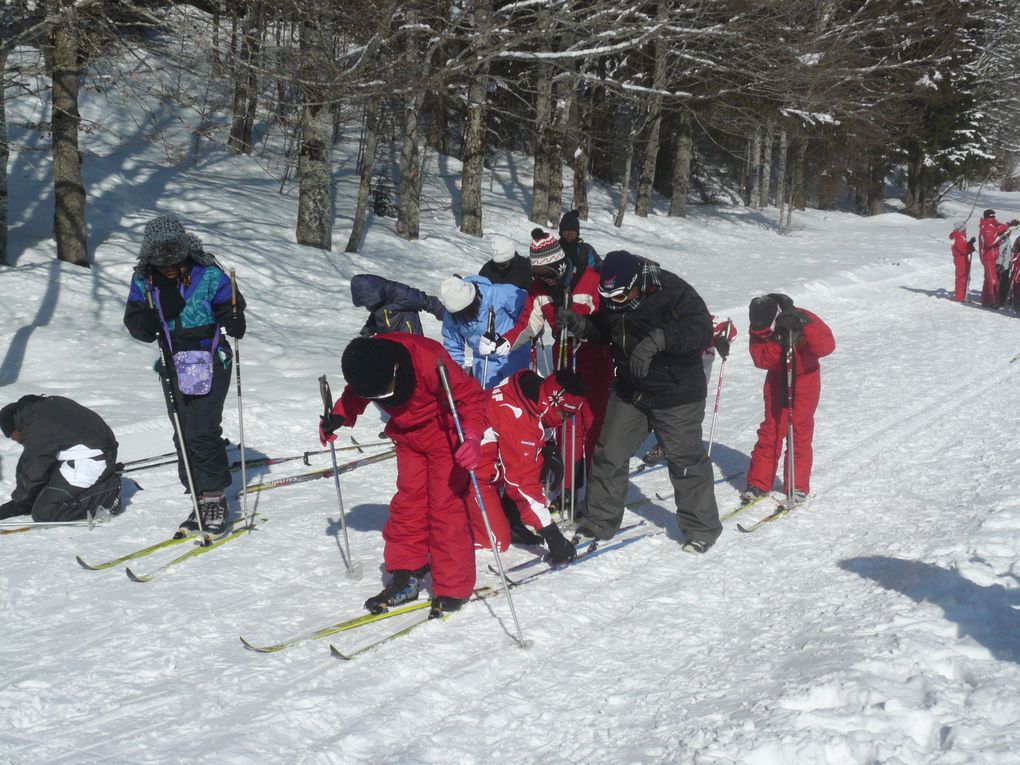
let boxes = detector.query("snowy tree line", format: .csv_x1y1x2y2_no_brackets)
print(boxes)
2,0,1020,267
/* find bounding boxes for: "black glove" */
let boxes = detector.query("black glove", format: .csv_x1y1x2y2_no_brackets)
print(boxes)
540,440,565,489
713,334,730,359
223,312,246,339
556,307,591,338
0,500,27,520
1010,219,1019,227
139,307,162,339
540,522,577,564
748,296,779,331
629,328,665,380
968,237,976,253
774,310,810,348
766,293,795,312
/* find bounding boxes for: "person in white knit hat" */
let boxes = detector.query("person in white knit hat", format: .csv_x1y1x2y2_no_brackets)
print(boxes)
479,235,532,290
439,274,528,389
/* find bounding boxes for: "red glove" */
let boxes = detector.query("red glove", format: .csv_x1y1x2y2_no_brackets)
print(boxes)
454,429,482,470
319,407,347,446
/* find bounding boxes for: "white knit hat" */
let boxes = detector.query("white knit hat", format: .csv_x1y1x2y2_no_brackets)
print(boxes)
440,276,476,313
491,235,516,264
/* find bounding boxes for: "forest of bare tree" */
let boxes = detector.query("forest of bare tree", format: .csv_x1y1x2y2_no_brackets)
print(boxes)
2,0,1019,266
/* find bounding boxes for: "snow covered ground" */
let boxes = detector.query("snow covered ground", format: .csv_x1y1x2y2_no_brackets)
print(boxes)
3,44,1020,765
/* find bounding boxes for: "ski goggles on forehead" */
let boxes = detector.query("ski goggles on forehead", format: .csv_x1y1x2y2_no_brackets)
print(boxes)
598,274,638,303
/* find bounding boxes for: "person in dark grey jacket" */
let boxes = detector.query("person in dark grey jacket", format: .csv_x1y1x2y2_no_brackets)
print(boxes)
557,250,722,553
350,274,444,337
0,395,120,522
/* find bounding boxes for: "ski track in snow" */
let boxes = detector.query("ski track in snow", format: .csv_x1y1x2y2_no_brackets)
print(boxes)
3,43,1020,765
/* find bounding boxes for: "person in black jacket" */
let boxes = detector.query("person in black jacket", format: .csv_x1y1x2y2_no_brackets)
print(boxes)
558,209,601,273
479,235,533,291
350,274,444,337
0,395,120,522
558,250,721,553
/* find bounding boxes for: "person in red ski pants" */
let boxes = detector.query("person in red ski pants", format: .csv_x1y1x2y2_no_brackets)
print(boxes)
978,209,1017,307
949,223,975,302
468,369,588,563
319,333,486,618
741,294,835,504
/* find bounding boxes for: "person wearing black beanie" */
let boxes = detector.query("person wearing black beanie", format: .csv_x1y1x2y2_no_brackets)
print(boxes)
558,209,602,273
319,333,488,619
0,395,121,522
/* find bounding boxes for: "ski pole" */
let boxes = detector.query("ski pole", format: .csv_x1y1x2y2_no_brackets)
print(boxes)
568,337,579,525
784,330,797,507
436,359,529,649
319,375,362,580
229,269,253,529
482,305,495,388
146,284,204,536
706,319,731,459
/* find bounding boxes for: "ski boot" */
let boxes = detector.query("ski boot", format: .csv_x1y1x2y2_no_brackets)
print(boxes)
681,538,712,555
540,522,577,564
428,595,467,620
199,491,231,540
364,565,429,615
739,486,766,506
175,506,201,539
641,442,666,465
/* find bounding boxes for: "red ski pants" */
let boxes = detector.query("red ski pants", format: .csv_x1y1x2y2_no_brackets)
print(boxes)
746,369,821,495
981,253,999,306
384,432,476,599
560,346,614,491
953,254,970,302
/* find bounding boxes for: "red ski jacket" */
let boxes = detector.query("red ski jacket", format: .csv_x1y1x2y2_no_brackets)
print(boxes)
749,309,835,378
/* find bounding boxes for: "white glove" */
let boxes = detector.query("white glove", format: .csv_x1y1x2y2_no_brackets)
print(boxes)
493,337,511,357
479,335,511,357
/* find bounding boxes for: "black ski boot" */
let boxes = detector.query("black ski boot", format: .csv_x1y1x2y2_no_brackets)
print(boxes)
175,507,201,539
364,565,429,614
199,491,231,539
540,522,577,564
428,595,467,619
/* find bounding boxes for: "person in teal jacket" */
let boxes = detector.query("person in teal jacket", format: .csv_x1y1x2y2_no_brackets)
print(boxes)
439,274,528,389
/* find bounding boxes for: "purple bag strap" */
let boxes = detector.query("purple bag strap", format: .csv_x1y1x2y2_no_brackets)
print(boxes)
153,285,219,357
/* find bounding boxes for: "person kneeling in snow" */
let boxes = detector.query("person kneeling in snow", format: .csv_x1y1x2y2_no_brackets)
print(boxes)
741,294,835,506
469,369,588,564
320,334,486,619
0,395,120,522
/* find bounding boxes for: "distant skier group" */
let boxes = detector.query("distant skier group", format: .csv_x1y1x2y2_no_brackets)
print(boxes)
1,211,838,621
950,208,1020,309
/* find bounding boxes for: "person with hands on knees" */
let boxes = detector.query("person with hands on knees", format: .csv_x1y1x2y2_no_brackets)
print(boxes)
949,222,975,302
741,293,835,507
349,274,444,337
123,215,245,538
439,274,528,389
562,250,722,555
466,369,587,564
319,333,486,619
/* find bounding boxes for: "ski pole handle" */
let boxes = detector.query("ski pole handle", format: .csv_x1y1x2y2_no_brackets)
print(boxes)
319,375,333,419
230,268,238,312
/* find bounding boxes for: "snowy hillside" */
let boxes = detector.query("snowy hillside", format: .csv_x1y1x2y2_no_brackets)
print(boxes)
3,47,1020,765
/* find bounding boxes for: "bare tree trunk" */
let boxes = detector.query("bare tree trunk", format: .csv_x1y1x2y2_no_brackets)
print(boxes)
530,64,553,225
759,117,774,209
668,114,692,217
50,5,88,267
346,100,379,252
396,91,426,240
459,0,492,238
776,128,789,234
867,152,884,215
227,2,262,154
748,124,761,209
295,15,332,249
570,78,590,219
793,139,807,210
817,171,837,210
545,74,574,226
0,52,8,265
613,123,637,229
635,2,667,218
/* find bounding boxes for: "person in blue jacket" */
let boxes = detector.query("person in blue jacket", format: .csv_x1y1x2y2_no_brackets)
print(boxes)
350,274,444,337
123,215,245,537
439,275,529,389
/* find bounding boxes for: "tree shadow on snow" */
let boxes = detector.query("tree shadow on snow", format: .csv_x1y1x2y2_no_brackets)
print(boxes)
0,260,61,385
839,556,1020,664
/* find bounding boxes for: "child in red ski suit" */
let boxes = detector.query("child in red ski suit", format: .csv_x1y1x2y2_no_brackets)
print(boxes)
489,231,614,506
468,369,588,563
978,210,1017,306
319,333,486,617
743,294,835,501
949,223,974,303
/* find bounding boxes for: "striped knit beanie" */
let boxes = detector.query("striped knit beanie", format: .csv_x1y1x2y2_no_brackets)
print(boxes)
529,230,564,267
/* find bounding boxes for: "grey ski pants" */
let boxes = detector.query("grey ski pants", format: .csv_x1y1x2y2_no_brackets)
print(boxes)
581,390,721,545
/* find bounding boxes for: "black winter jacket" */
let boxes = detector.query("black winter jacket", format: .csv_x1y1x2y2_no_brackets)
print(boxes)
587,269,712,408
479,255,534,291
6,396,118,513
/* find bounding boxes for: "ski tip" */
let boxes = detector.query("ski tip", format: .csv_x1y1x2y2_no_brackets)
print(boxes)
329,644,352,661
125,566,152,583
75,555,99,570
239,636,277,654
735,524,754,534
